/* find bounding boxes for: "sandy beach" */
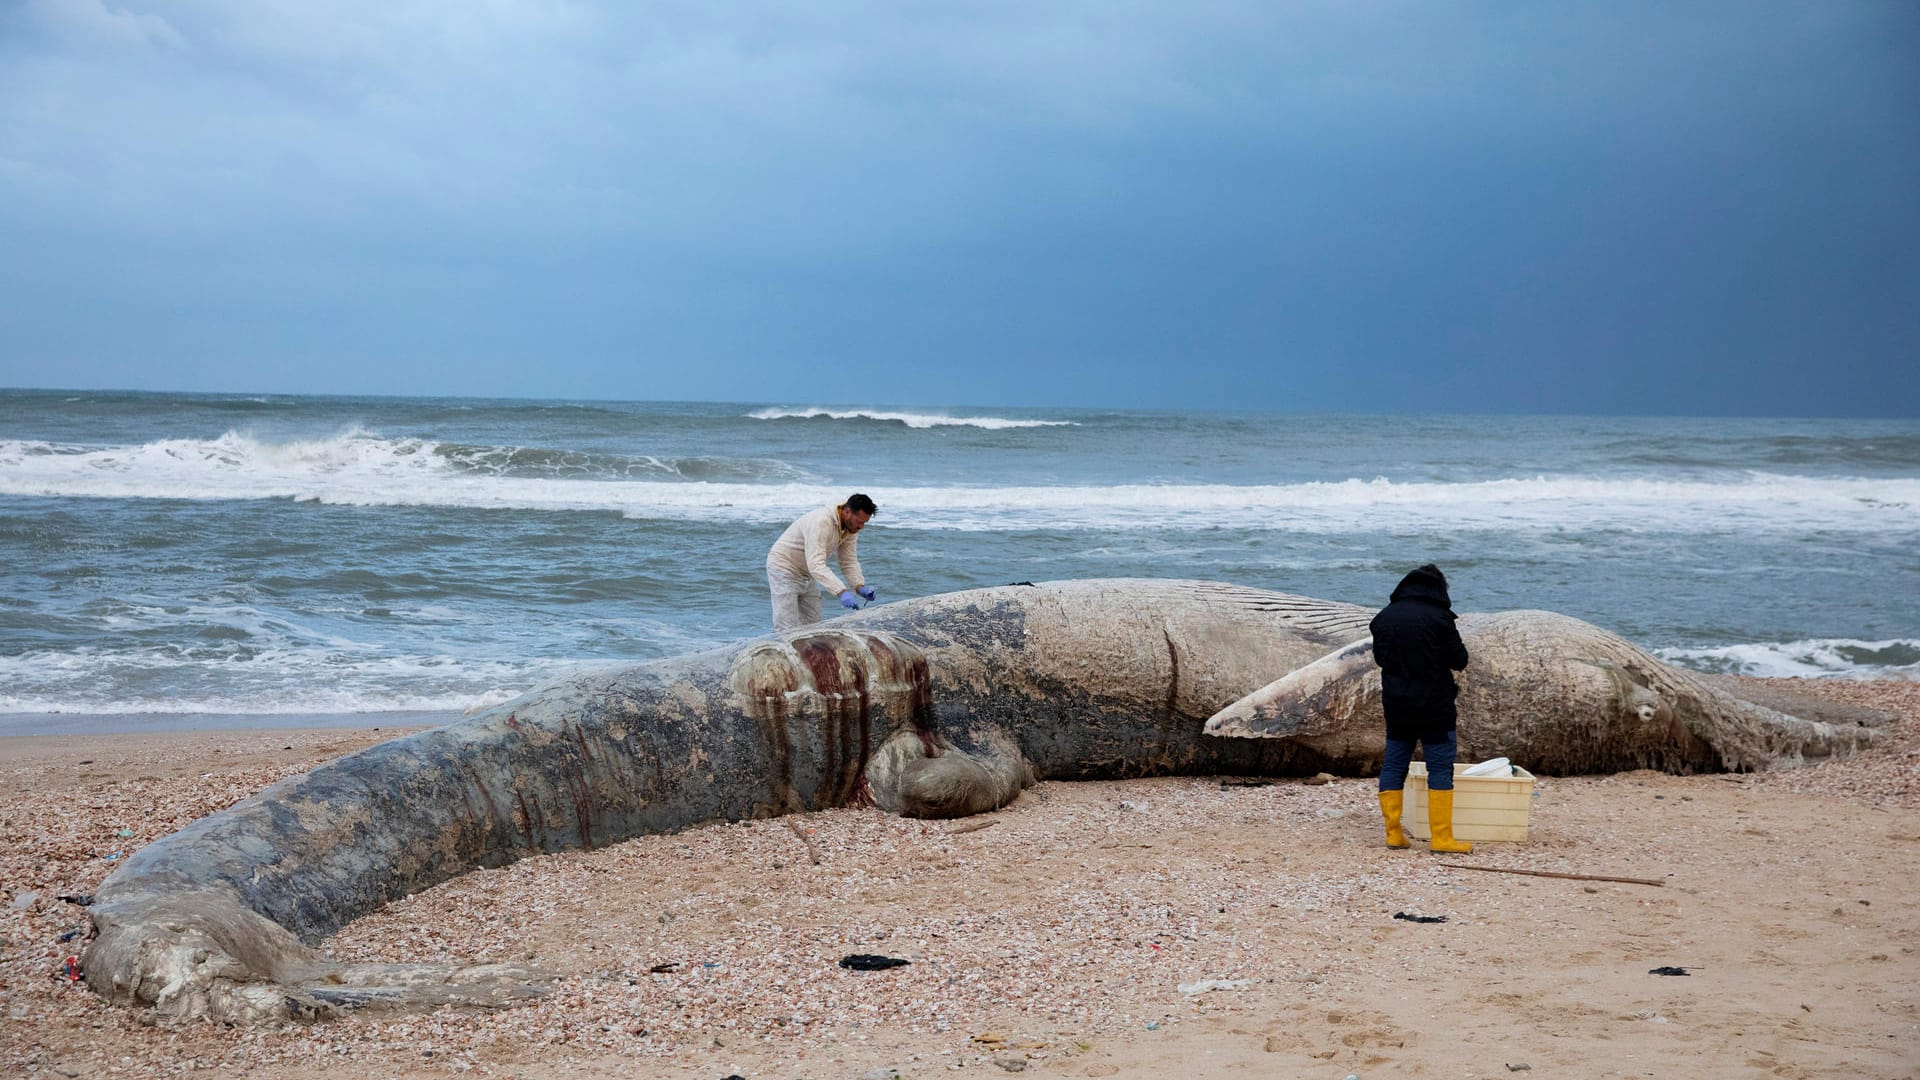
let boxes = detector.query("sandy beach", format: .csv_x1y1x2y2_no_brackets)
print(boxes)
3,678,1917,1080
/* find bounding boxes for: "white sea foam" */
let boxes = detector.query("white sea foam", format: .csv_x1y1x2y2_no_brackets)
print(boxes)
0,646,593,715
746,407,1075,429
0,688,522,716
1658,639,1920,680
5,432,1919,532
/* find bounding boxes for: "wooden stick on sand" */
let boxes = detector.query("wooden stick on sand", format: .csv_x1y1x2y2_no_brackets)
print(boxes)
1438,862,1665,887
946,819,998,835
785,819,823,865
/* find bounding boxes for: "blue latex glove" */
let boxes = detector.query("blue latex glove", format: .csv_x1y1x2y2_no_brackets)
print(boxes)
856,585,876,602
839,590,860,610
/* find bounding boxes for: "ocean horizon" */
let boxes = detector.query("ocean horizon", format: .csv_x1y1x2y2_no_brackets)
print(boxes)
3,387,1917,733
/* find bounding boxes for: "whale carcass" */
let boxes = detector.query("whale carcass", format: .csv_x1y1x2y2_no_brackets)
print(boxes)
81,580,1876,1024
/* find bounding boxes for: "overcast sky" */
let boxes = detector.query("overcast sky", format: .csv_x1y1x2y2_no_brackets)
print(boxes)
1,1,1915,415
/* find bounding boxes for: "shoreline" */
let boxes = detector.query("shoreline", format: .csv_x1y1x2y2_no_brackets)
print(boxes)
0,709,462,739
3,677,1916,1078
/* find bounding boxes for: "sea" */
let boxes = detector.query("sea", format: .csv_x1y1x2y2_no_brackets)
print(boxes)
2,389,1917,735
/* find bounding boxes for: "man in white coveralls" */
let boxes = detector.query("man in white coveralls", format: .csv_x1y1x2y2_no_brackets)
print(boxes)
765,493,878,631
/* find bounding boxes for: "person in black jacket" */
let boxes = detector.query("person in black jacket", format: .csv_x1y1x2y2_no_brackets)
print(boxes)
1370,564,1473,853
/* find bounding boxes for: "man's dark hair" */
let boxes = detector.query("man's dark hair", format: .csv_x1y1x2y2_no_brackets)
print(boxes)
846,493,878,515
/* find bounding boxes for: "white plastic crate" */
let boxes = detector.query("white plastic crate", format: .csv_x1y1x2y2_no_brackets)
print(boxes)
1405,760,1535,843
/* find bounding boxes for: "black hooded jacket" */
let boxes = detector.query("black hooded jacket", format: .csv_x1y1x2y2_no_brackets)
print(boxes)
1369,566,1470,738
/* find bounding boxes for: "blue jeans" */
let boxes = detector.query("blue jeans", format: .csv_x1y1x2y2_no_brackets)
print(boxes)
1380,729,1457,792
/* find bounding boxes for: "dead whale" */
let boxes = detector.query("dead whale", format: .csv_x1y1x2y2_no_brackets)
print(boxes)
81,580,1875,1025
1203,608,1869,773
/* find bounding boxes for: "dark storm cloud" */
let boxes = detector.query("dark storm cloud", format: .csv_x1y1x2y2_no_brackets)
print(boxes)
1,1,1915,414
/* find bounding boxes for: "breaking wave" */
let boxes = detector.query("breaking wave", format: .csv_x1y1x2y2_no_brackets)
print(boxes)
4,432,1918,534
1658,638,1920,680
746,407,1075,429
0,429,816,497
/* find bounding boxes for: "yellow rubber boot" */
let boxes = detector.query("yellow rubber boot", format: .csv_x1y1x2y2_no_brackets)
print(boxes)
1427,788,1473,854
1377,790,1410,849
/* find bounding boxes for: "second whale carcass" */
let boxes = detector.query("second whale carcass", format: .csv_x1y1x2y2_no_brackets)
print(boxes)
81,580,1874,1024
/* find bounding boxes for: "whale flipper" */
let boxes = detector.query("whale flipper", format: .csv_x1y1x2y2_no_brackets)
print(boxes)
1204,638,1381,739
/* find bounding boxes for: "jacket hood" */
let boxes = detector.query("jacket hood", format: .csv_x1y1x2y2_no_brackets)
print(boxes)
1389,565,1454,610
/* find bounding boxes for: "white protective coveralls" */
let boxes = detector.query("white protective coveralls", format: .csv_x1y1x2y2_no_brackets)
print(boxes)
765,504,867,632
